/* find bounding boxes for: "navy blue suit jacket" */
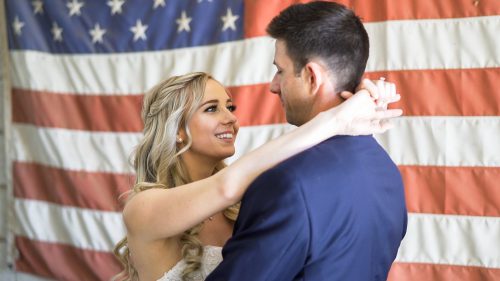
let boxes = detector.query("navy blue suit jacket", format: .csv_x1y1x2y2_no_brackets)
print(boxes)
206,135,407,281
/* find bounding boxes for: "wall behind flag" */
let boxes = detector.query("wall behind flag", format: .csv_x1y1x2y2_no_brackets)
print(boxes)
0,36,8,281
0,0,13,277
1,0,499,280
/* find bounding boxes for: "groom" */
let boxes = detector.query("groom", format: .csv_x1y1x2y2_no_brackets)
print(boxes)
207,2,407,280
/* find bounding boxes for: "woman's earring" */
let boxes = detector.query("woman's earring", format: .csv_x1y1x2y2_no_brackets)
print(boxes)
176,137,183,144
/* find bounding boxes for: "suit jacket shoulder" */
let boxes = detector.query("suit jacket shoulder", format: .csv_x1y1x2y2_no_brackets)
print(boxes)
207,135,407,281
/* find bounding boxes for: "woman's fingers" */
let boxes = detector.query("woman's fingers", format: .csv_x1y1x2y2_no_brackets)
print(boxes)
367,118,396,134
352,79,380,100
389,83,396,97
375,94,401,111
374,108,403,119
340,91,354,99
387,94,401,104
360,79,379,99
340,78,402,135
342,78,396,102
377,119,395,133
374,78,399,110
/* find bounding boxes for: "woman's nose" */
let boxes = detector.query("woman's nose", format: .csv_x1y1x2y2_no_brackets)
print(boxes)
222,107,237,124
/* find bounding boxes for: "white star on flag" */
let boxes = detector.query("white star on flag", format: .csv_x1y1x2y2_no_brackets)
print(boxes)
107,0,125,15
32,0,44,14
12,16,25,36
130,20,148,41
51,22,63,42
176,11,192,33
89,23,106,44
153,0,166,9
221,8,239,31
67,0,84,16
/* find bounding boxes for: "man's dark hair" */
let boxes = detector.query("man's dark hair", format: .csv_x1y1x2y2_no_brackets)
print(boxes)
266,1,369,93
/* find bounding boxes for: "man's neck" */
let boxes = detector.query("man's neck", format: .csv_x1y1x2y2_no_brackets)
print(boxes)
306,91,344,122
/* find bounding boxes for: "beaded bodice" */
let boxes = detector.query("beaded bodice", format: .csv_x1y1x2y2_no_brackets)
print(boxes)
157,246,222,281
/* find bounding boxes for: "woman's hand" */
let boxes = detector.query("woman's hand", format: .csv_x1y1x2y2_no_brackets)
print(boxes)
330,78,402,136
340,78,397,108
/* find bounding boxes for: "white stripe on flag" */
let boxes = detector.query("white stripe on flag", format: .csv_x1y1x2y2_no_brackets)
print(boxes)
14,199,125,252
14,197,500,269
10,37,276,95
365,16,500,72
10,16,500,95
13,124,140,174
374,116,500,167
396,213,500,269
12,117,500,173
0,271,55,281
0,240,6,270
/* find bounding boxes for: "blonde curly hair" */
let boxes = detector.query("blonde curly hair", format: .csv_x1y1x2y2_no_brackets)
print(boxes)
113,72,239,281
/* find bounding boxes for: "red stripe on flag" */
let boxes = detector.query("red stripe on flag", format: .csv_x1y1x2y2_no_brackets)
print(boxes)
13,68,498,131
365,68,500,116
15,236,121,281
400,165,500,217
14,162,132,212
229,84,287,126
12,84,286,130
388,262,500,281
12,89,143,132
13,161,500,217
244,0,500,38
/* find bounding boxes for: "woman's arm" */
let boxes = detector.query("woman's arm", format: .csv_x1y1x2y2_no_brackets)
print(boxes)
123,79,402,241
221,82,401,200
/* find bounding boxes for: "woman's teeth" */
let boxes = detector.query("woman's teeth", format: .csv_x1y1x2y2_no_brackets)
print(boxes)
216,133,232,139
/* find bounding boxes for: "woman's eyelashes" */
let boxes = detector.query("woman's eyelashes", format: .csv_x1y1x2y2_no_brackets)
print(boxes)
204,105,217,112
204,104,237,113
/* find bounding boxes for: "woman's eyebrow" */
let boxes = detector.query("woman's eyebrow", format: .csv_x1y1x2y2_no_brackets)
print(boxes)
200,99,219,106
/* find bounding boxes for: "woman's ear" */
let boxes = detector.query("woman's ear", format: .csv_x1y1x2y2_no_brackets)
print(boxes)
177,128,186,144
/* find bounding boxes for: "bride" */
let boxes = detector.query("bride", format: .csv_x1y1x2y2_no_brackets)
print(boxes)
113,72,400,281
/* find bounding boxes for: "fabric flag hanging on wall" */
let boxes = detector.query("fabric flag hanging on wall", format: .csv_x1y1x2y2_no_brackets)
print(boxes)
4,0,499,280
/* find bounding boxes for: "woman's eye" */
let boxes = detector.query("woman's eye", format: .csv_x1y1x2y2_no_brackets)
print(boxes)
227,105,237,112
205,105,217,112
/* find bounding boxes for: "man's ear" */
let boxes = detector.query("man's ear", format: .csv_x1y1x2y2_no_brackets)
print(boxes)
303,61,325,95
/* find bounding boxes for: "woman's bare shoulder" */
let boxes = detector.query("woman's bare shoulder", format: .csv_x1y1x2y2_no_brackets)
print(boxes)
122,188,172,234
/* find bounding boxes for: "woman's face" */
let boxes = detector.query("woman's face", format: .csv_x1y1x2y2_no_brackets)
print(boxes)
183,79,239,161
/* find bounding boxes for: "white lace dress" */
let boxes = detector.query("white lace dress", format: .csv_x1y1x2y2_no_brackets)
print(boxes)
157,246,222,281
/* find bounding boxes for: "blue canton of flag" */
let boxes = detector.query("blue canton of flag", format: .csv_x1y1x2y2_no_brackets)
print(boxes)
6,0,244,53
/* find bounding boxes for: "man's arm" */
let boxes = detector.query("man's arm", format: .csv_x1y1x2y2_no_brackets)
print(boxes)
206,166,310,281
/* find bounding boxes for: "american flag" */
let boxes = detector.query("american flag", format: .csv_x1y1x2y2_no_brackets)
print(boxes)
1,0,499,280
